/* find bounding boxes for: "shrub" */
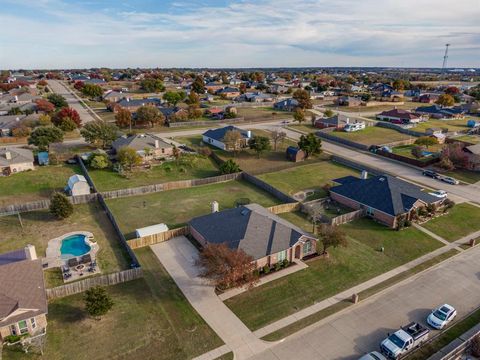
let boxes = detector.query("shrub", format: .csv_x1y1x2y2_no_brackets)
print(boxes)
84,286,114,318
4,334,23,343
282,259,290,268
49,192,74,219
263,265,270,274
219,159,240,174
88,153,110,169
163,164,172,172
405,220,412,227
275,262,282,271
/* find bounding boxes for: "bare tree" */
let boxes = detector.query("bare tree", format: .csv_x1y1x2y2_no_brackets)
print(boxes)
270,130,286,151
317,224,348,255
223,130,242,156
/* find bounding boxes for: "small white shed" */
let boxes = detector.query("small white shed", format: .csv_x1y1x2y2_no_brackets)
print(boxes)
135,223,169,238
66,174,90,196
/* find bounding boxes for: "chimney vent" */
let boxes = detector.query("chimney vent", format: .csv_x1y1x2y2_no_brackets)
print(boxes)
211,201,219,213
24,244,37,261
155,140,159,148
5,151,12,160
361,170,368,180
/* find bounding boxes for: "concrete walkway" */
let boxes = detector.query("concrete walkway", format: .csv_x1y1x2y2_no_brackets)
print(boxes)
150,237,270,360
413,223,456,247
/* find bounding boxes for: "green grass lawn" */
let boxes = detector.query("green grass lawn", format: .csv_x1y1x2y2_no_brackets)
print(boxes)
0,203,130,274
106,179,282,238
256,161,360,199
2,247,223,360
450,134,480,144
237,107,291,121
225,219,442,330
413,118,469,133
0,165,78,206
330,126,412,145
442,168,480,184
288,123,318,134
392,144,443,161
421,203,480,241
90,155,220,191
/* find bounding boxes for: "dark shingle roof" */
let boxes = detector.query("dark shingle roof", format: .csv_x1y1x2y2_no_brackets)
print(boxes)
189,204,313,260
330,175,439,216
202,126,248,142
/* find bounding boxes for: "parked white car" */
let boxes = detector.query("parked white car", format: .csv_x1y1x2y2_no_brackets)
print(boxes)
440,176,460,185
359,351,387,360
428,190,448,199
427,304,457,329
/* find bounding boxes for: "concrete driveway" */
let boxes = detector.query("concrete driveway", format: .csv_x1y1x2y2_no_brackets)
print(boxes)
150,237,270,360
248,245,480,360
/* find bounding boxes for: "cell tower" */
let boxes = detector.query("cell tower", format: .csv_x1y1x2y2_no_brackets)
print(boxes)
442,44,450,71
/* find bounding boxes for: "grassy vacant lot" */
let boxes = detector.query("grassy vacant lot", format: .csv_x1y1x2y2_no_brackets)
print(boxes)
225,218,442,330
3,248,223,360
107,180,281,238
325,102,424,113
0,203,130,274
288,123,318,134
331,126,412,145
422,203,480,241
89,155,220,191
257,161,360,199
392,144,443,161
237,107,291,121
0,165,78,206
413,118,470,133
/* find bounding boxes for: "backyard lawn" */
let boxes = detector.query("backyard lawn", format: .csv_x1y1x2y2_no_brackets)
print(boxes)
257,161,360,199
3,248,223,360
89,155,220,191
106,179,282,238
392,144,443,161
421,203,480,241
0,165,78,206
413,118,470,133
225,218,442,330
0,203,131,274
330,126,412,145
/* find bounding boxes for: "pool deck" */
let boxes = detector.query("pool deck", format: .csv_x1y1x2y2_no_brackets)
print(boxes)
44,231,98,269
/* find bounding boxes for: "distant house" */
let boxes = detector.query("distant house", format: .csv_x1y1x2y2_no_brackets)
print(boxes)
273,98,298,112
377,109,421,124
335,96,362,107
205,82,224,93
463,144,480,171
202,126,252,151
0,245,48,342
158,106,188,122
216,87,240,99
110,98,162,113
286,146,306,162
330,174,443,229
0,147,34,176
111,133,174,160
415,105,465,119
65,174,90,196
102,91,128,103
243,92,274,103
314,114,363,130
414,93,440,104
0,115,26,136
189,203,317,269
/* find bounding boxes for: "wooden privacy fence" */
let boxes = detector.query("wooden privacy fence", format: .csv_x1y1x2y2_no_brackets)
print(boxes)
101,172,242,200
331,155,384,176
241,172,297,203
329,209,365,226
76,156,98,193
376,121,425,137
127,227,189,249
317,129,370,151
267,202,300,214
46,268,143,300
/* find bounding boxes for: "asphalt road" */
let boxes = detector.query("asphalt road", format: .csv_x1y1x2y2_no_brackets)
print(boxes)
248,245,480,360
47,80,99,124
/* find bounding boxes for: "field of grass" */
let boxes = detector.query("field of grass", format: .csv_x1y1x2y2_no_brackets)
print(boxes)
0,203,130,274
288,123,318,134
451,134,480,144
2,247,223,360
225,219,442,330
0,165,79,206
422,203,480,241
442,168,480,184
89,155,220,191
330,126,412,145
413,118,470,133
237,107,291,122
106,179,282,238
257,161,360,199
392,144,443,161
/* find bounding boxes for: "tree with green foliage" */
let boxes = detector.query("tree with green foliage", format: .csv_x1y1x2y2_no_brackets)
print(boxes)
191,75,206,94
222,130,242,155
248,135,271,158
317,224,348,255
47,93,68,108
81,83,103,98
293,108,305,123
84,286,114,319
140,78,165,93
436,94,455,107
7,107,22,115
293,89,313,109
219,159,241,174
323,109,334,118
163,91,186,106
117,147,142,171
415,136,438,149
49,192,74,219
80,120,118,148
115,108,132,130
298,133,322,158
411,145,425,159
136,106,164,128
88,153,110,169
28,126,64,151
185,90,200,105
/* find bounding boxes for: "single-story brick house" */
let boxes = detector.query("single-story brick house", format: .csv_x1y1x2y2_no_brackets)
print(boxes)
314,114,362,130
330,174,443,228
0,147,34,176
112,133,174,160
463,144,480,171
415,105,465,119
189,204,317,268
216,87,240,99
202,126,252,151
0,245,48,342
273,98,298,112
376,109,422,124
335,96,362,107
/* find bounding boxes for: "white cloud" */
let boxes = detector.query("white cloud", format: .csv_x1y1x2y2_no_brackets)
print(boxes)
0,0,479,68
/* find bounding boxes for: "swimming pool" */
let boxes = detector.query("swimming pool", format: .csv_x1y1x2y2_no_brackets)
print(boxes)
60,234,91,258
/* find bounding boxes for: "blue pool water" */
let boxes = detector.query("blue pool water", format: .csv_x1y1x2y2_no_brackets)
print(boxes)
60,234,91,257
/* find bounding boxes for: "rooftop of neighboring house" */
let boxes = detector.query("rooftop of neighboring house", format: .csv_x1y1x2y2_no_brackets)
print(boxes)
112,133,173,152
202,126,250,142
0,147,34,167
331,174,440,216
189,203,315,260
416,104,465,115
116,97,162,108
0,114,27,129
378,108,420,119
465,144,480,155
217,87,239,94
0,247,47,327
317,113,362,126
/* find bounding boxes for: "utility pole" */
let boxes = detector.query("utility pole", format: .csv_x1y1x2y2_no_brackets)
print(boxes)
442,44,450,72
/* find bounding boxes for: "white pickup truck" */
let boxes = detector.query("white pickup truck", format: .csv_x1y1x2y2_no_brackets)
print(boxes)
380,322,430,359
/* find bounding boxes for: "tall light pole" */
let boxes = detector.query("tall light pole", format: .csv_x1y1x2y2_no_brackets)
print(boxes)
442,44,450,72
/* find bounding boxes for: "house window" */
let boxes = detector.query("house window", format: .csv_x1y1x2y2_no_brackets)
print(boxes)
30,318,36,329
366,207,374,217
278,250,287,262
303,241,312,256
10,325,17,336
161,148,165,153
18,320,28,334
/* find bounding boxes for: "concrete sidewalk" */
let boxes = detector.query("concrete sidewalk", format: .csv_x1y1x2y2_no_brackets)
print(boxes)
150,237,270,360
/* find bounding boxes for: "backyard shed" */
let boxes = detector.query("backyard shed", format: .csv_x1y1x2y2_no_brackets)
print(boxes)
37,152,49,166
65,174,90,196
286,146,306,162
135,223,169,238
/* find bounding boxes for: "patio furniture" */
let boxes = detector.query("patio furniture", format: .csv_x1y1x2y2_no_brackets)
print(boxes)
80,254,92,264
67,258,79,267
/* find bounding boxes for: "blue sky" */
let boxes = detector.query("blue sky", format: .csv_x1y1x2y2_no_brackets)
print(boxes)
1,0,479,69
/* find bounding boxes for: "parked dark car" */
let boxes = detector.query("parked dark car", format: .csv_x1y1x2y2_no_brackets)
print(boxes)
422,170,439,179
